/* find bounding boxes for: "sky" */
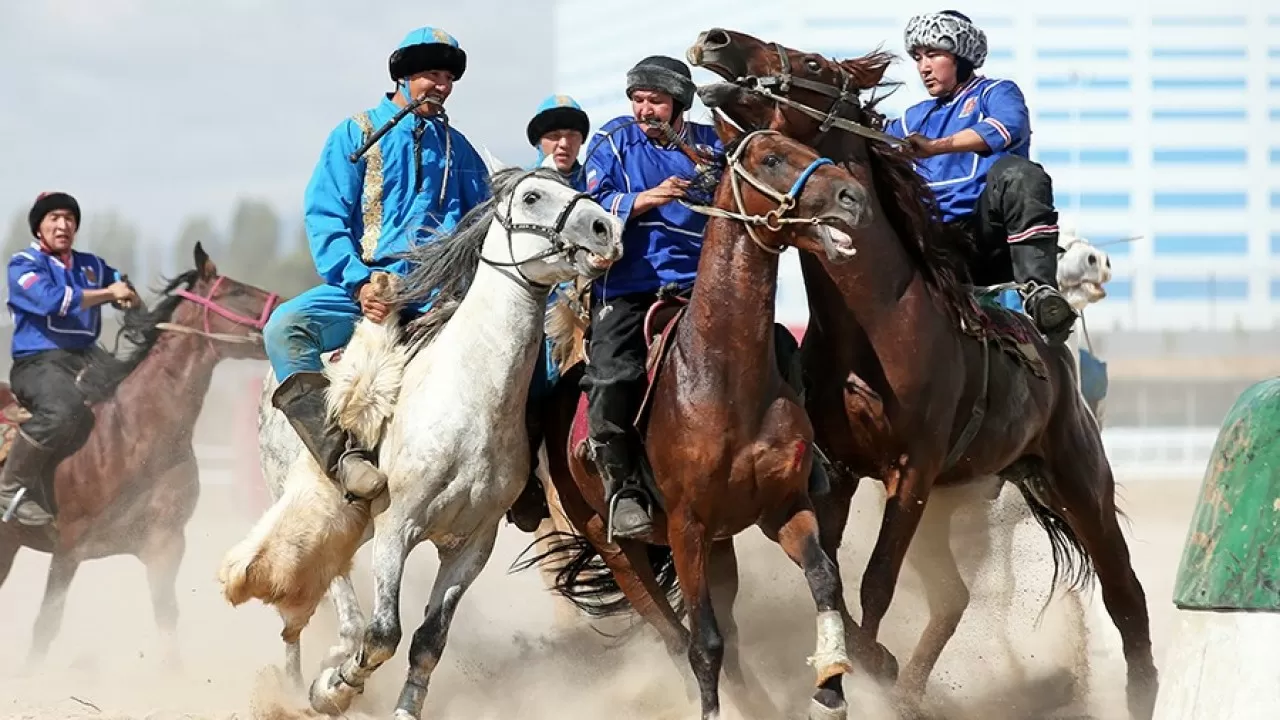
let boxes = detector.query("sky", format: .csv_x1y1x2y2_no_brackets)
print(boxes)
0,0,554,245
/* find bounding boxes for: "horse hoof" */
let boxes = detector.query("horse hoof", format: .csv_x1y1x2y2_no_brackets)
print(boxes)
392,710,418,720
308,666,356,715
871,643,900,683
808,690,847,720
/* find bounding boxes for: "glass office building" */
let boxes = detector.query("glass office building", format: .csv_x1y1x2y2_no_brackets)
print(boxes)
552,0,1279,331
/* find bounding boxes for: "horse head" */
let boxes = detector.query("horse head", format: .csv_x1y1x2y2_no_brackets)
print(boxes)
168,241,283,359
1056,226,1113,311
689,28,897,150
705,114,871,262
488,167,622,289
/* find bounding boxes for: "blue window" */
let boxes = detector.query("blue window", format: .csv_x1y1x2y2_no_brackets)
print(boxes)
1273,148,1280,165
1038,109,1130,121
1152,47,1247,60
1036,16,1129,27
1037,76,1130,91
1079,149,1130,165
1271,279,1280,300
1079,193,1131,210
1038,149,1073,164
1273,108,1280,122
1152,192,1248,210
1037,48,1129,60
1080,109,1130,121
1153,234,1248,255
1273,77,1280,90
1269,233,1280,255
1038,110,1073,121
1153,278,1249,300
1152,77,1247,91
1105,279,1133,300
1153,108,1247,121
1268,47,1280,59
1272,191,1280,209
1152,148,1248,165
1151,16,1246,27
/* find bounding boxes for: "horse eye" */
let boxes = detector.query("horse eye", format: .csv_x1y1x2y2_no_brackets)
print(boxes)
763,154,782,167
805,58,822,71
522,191,540,205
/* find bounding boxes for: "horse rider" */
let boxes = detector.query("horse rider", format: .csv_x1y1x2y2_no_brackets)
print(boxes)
506,93,592,532
262,26,490,500
580,55,723,539
884,10,1078,345
0,192,141,529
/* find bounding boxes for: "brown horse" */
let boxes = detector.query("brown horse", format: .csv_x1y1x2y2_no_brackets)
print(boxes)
0,242,279,667
529,120,872,719
686,28,1158,719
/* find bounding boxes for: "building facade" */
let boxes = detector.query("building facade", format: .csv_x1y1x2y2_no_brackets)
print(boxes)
553,0,1280,332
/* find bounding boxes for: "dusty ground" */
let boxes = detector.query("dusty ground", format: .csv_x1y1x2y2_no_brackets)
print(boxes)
0,370,1200,720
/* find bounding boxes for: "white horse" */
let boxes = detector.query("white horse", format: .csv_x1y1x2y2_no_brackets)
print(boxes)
218,166,622,718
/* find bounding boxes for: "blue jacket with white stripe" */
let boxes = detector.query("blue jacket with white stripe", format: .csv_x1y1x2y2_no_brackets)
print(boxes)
884,76,1032,223
7,243,122,358
583,116,722,299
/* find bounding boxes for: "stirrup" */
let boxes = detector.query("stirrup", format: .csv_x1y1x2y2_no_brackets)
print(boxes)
605,486,651,544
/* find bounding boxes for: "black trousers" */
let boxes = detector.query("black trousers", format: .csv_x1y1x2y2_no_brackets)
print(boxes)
951,154,1060,290
10,349,97,457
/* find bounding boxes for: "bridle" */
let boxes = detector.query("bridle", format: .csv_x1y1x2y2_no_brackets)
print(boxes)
483,170,597,290
156,276,280,344
726,43,905,148
682,129,840,255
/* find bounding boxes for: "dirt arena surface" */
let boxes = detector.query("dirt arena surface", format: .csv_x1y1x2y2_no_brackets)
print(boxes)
0,383,1201,720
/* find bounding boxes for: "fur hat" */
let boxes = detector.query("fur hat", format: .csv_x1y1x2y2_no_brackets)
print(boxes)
904,10,988,68
625,55,696,112
527,94,591,146
389,26,467,81
28,191,80,237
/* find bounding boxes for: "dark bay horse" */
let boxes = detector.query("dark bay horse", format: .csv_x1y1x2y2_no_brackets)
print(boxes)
0,242,279,667
530,120,872,720
686,29,1158,720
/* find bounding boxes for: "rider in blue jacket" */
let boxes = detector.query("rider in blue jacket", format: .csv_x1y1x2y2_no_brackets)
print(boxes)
506,94,592,532
262,26,490,499
0,192,140,528
883,10,1076,344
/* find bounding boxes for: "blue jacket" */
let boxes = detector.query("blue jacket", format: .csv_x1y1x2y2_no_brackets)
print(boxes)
7,243,122,358
583,116,723,299
304,94,491,299
884,76,1031,223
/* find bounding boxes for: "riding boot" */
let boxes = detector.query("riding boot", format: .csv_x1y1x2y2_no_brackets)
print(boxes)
591,436,652,540
506,404,550,532
271,371,387,499
1011,238,1077,346
0,431,59,527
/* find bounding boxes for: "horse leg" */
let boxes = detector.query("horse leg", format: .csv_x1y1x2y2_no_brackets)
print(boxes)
393,526,498,720
309,519,413,716
858,464,934,679
761,502,854,720
707,538,782,719
814,473,898,681
323,573,366,668
26,552,81,667
139,528,186,671
668,514,724,720
1035,451,1158,720
895,488,967,708
0,535,19,586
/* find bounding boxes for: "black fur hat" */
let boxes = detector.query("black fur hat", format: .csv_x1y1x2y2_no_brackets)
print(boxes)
28,191,80,237
626,55,696,112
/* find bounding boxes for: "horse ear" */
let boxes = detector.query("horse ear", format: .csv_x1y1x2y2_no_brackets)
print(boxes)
194,241,217,279
712,110,744,147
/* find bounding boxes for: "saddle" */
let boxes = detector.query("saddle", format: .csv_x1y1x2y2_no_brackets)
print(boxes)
962,284,1049,380
0,384,32,465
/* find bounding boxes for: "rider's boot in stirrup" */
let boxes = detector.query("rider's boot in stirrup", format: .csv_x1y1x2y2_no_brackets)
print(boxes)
0,431,58,527
591,436,652,541
1011,238,1077,346
272,371,387,499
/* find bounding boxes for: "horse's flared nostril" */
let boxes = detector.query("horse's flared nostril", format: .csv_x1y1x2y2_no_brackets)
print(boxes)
703,29,730,49
592,219,609,238
836,186,862,211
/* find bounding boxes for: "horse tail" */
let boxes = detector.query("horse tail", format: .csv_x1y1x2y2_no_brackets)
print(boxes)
510,531,684,620
324,316,410,450
1009,473,1097,612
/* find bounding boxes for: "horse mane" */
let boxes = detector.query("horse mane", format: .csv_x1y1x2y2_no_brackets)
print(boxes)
836,50,981,326
393,166,561,346
77,270,200,403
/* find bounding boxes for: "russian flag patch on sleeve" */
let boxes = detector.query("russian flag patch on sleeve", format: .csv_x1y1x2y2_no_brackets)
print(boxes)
18,272,38,289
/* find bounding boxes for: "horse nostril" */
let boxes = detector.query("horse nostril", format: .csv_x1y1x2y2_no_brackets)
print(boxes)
704,29,730,49
836,186,861,210
592,219,609,238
